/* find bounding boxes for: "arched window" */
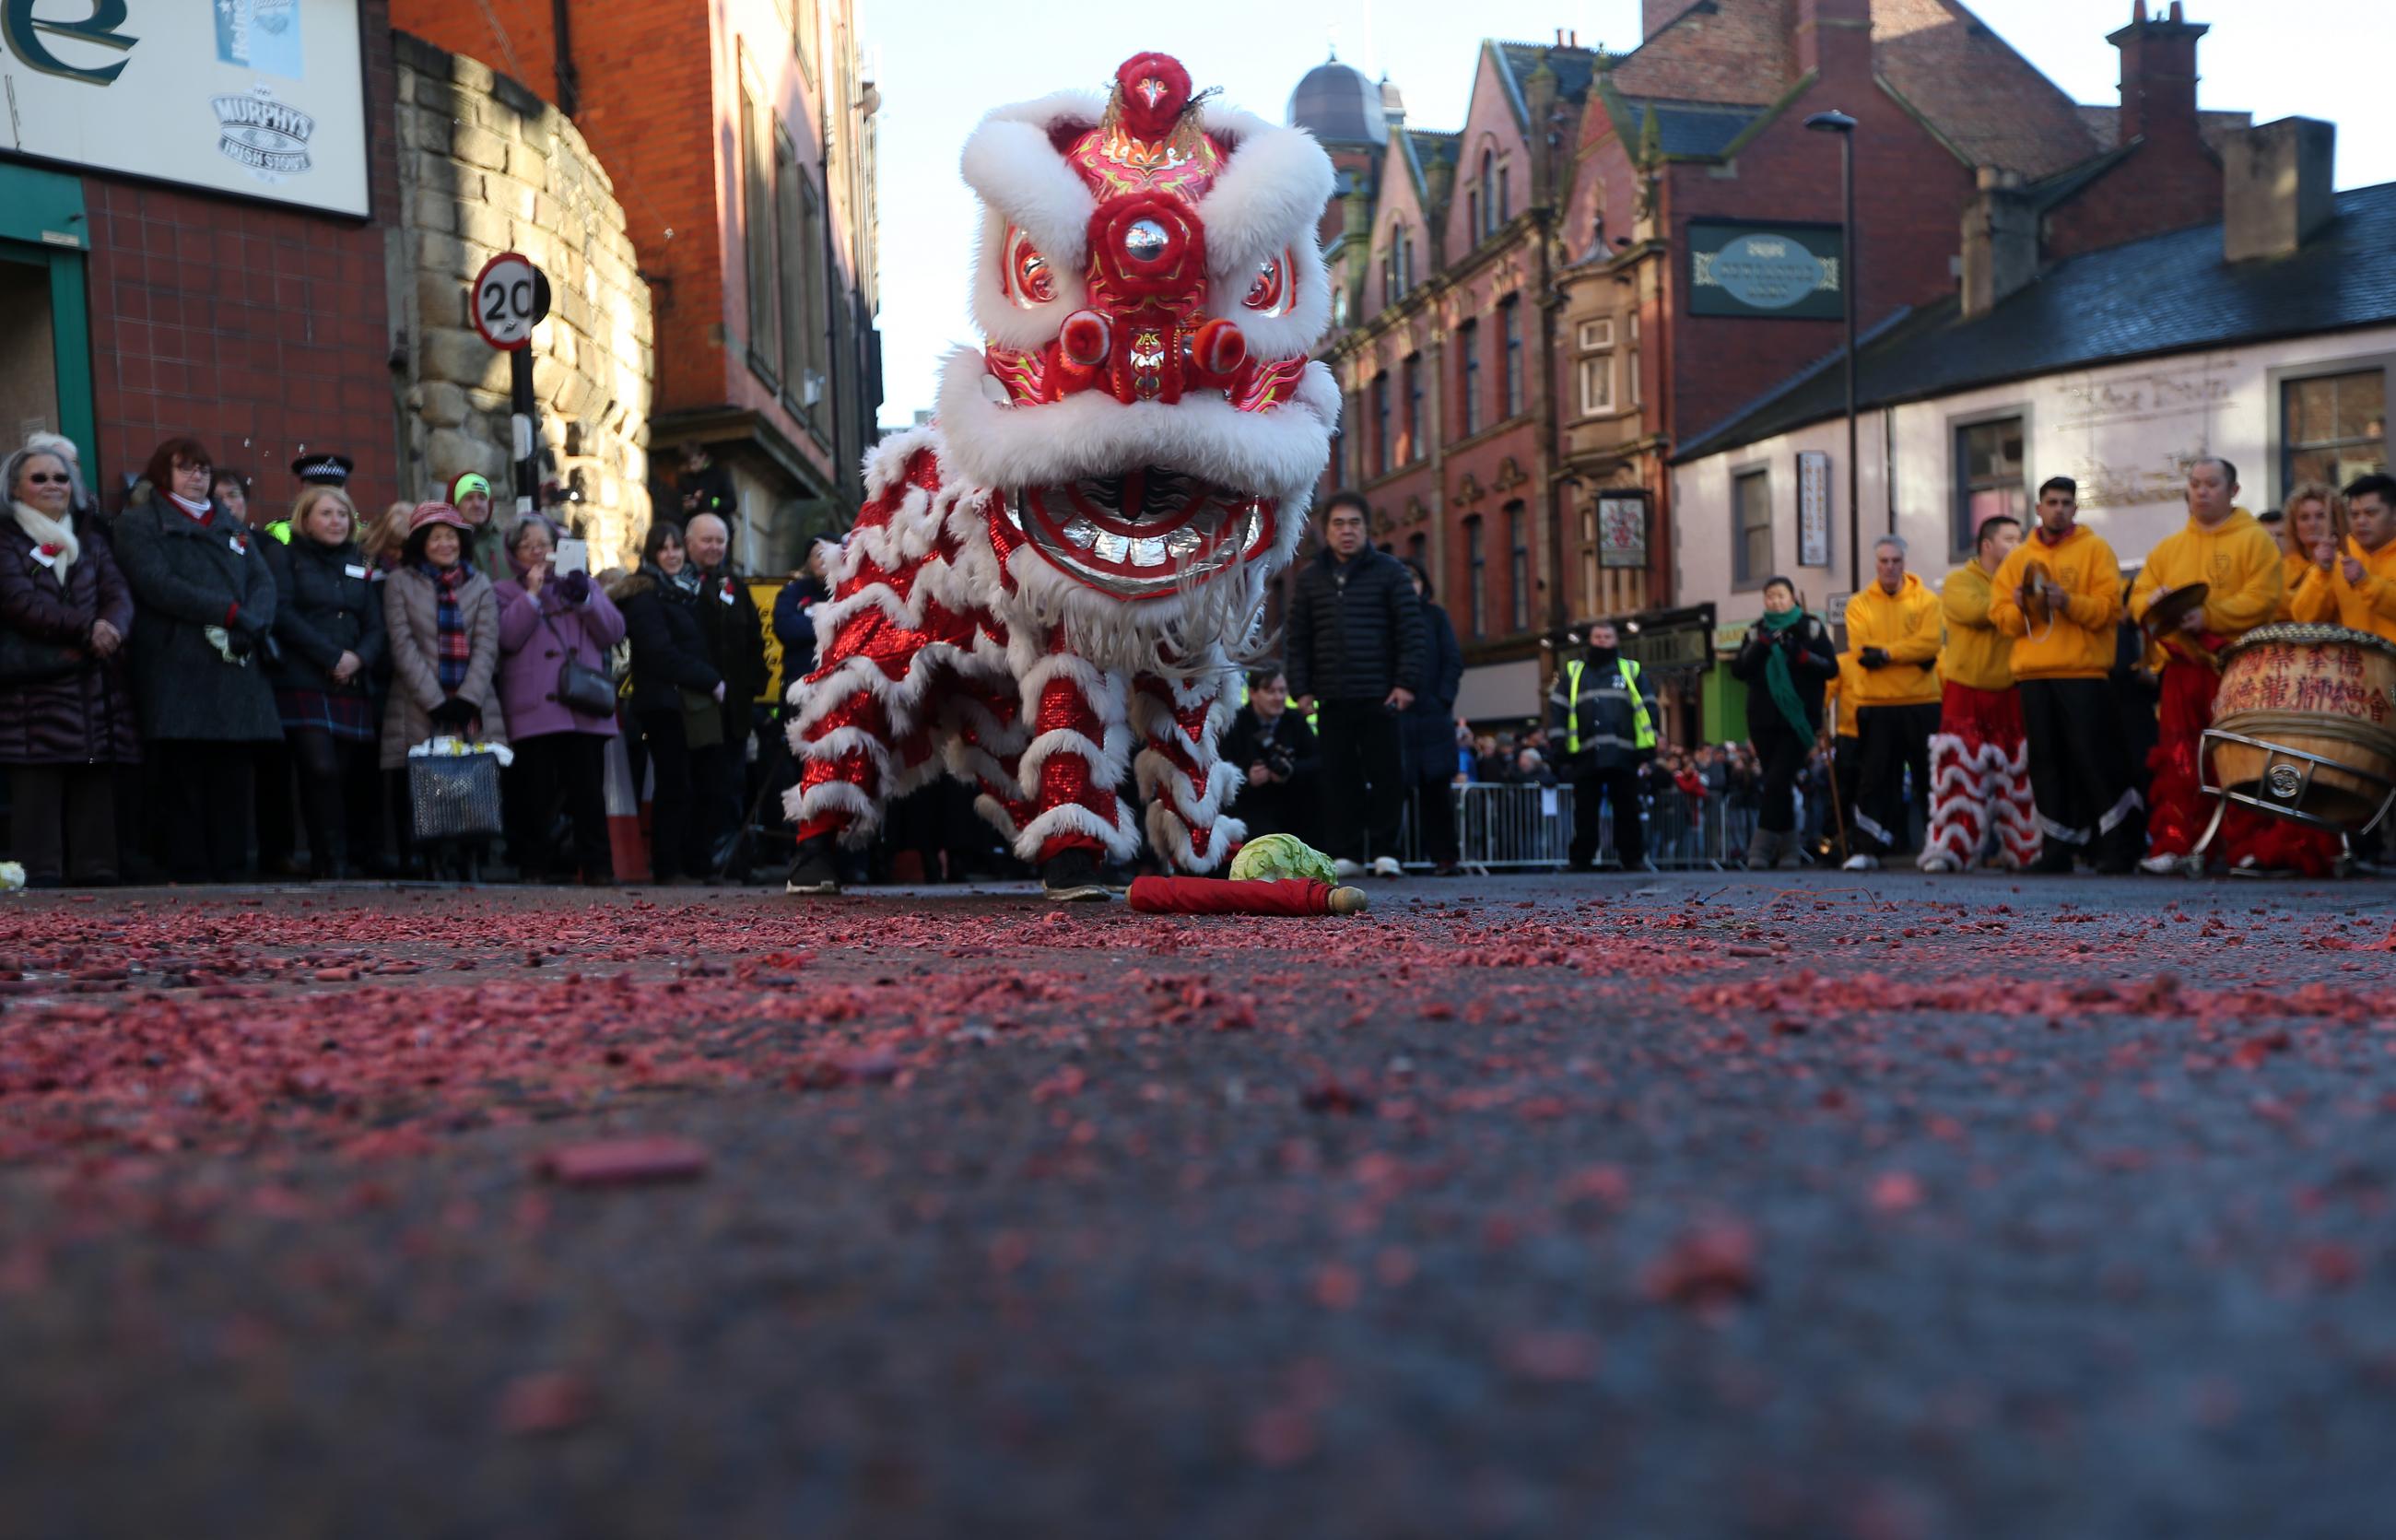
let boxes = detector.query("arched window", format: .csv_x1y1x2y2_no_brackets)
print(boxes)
1479,149,1494,239
1498,165,1510,225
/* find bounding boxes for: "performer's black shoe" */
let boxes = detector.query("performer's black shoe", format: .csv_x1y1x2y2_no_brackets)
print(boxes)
784,836,841,896
1041,847,1111,902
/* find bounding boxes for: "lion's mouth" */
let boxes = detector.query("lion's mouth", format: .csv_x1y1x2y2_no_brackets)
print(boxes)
1003,467,1275,599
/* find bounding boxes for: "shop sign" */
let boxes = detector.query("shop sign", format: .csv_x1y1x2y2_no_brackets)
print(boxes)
1,1,368,217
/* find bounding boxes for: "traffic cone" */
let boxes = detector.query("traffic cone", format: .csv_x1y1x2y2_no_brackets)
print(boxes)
604,731,650,882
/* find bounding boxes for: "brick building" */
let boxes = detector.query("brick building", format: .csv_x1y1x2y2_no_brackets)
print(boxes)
1302,0,2244,739
388,0,883,571
0,1,403,513
1300,37,1602,723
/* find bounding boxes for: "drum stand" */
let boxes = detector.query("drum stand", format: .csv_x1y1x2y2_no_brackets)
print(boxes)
2192,726,2396,868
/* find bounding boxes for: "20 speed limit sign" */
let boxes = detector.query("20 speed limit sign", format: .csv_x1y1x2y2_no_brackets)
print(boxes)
470,252,552,350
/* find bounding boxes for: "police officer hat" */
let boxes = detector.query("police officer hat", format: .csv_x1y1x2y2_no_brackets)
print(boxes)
291,453,355,488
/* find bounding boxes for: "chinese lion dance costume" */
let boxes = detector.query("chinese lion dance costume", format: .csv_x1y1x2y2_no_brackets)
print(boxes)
782,53,1338,898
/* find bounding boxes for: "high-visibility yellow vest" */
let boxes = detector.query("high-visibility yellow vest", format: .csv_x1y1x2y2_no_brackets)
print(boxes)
1563,656,1656,754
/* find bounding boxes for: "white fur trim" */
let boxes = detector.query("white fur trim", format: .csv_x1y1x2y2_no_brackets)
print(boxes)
1192,107,1337,359
958,117,1097,282
862,428,934,499
1014,799,1140,864
935,346,1337,503
794,780,877,843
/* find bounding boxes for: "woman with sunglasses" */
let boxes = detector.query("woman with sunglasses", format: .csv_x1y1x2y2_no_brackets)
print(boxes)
0,443,141,885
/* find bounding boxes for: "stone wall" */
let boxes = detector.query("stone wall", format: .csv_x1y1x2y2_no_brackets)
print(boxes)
390,32,654,567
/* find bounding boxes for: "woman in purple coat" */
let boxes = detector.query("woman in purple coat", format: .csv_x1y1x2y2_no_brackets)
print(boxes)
495,516,625,883
0,443,140,885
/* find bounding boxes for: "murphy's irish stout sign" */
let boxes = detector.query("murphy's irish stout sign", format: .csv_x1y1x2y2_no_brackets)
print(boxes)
0,0,368,216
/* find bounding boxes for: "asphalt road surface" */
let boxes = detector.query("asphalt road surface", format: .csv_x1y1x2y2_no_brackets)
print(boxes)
6,872,2396,1539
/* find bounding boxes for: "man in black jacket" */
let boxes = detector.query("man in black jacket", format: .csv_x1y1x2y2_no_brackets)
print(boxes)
1286,493,1425,877
684,512,768,874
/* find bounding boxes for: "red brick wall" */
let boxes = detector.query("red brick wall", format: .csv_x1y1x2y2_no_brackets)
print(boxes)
393,0,724,413
2041,139,2224,263
1662,77,1975,444
82,4,403,511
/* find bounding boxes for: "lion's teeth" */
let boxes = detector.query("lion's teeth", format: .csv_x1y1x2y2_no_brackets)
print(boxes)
1164,527,1202,558
1063,518,1098,549
1094,532,1130,564
1132,537,1168,568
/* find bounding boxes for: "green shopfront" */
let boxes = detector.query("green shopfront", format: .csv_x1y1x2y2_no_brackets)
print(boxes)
0,164,96,477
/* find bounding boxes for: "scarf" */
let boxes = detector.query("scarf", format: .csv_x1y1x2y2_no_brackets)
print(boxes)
10,500,79,581
1758,607,1815,740
423,561,473,694
167,491,214,525
662,562,703,598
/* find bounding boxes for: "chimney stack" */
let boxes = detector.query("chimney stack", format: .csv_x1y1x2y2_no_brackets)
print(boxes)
1793,0,1872,79
1960,168,2038,319
2223,117,2335,264
2108,1,2208,150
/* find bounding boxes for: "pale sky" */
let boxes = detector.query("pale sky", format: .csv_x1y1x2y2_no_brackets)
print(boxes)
866,0,2394,429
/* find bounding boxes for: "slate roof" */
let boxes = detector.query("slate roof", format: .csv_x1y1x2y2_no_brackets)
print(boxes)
1674,182,2396,464
1601,0,2110,177
1627,100,1766,158
1396,129,1460,204
1288,54,1387,147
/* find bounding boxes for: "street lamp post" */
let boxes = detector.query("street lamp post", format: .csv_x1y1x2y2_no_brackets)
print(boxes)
1805,110,1860,599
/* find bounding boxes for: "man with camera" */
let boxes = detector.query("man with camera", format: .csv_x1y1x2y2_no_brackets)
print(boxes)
1221,667,1320,843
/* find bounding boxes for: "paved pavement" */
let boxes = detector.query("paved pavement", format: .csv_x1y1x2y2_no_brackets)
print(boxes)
5,872,2396,1538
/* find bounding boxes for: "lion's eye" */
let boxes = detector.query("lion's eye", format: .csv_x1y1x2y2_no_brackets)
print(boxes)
1007,228,1056,308
1243,252,1295,318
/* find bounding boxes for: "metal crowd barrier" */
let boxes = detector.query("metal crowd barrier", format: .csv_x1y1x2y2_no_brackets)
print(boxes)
1393,782,1767,872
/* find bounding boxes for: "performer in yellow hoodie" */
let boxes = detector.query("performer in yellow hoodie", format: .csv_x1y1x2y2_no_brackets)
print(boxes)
1920,515,2037,872
1841,535,1944,869
2290,472,2396,643
2127,457,2286,873
1990,476,2137,874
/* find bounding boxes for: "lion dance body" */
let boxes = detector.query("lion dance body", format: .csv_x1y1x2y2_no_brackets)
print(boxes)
783,53,1338,892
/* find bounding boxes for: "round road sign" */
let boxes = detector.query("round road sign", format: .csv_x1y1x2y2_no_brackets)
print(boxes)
470,252,552,351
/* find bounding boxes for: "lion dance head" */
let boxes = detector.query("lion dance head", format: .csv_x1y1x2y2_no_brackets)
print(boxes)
939,51,1340,624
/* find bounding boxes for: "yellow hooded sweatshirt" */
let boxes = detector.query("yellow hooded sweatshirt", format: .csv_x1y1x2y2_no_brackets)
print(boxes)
1844,573,1943,707
2289,535,2396,643
1987,524,2123,680
1826,655,1860,739
2275,548,2314,623
2129,508,2284,659
1935,560,2013,692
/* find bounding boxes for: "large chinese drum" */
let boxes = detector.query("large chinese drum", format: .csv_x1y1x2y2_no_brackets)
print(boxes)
2204,623,2396,832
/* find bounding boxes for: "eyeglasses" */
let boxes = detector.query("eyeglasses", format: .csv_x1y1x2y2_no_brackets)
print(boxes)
23,473,69,486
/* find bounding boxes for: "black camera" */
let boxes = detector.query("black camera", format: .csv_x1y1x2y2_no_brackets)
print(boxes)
1259,738,1297,782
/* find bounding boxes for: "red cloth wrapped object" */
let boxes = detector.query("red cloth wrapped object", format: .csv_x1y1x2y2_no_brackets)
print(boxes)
1127,876,1348,915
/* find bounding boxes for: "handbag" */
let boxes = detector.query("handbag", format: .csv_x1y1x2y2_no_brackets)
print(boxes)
0,628,85,687
680,687,725,749
542,610,617,717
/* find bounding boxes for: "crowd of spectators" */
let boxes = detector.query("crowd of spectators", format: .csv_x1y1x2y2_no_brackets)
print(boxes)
0,433,802,888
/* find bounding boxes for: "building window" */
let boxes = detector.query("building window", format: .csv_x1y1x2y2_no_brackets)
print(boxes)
1407,530,1428,570
1501,301,1523,419
774,123,824,423
794,0,818,81
1580,501,1599,615
1628,313,1641,408
1955,416,2027,554
1578,355,1613,417
1402,232,1415,296
1498,165,1509,225
1459,320,1481,436
1464,515,1487,638
1344,393,1363,482
1479,149,1494,241
740,77,780,384
1506,500,1530,630
2283,369,2388,493
1402,353,1422,463
1733,469,1773,587
1373,373,1392,476
1467,189,1480,245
